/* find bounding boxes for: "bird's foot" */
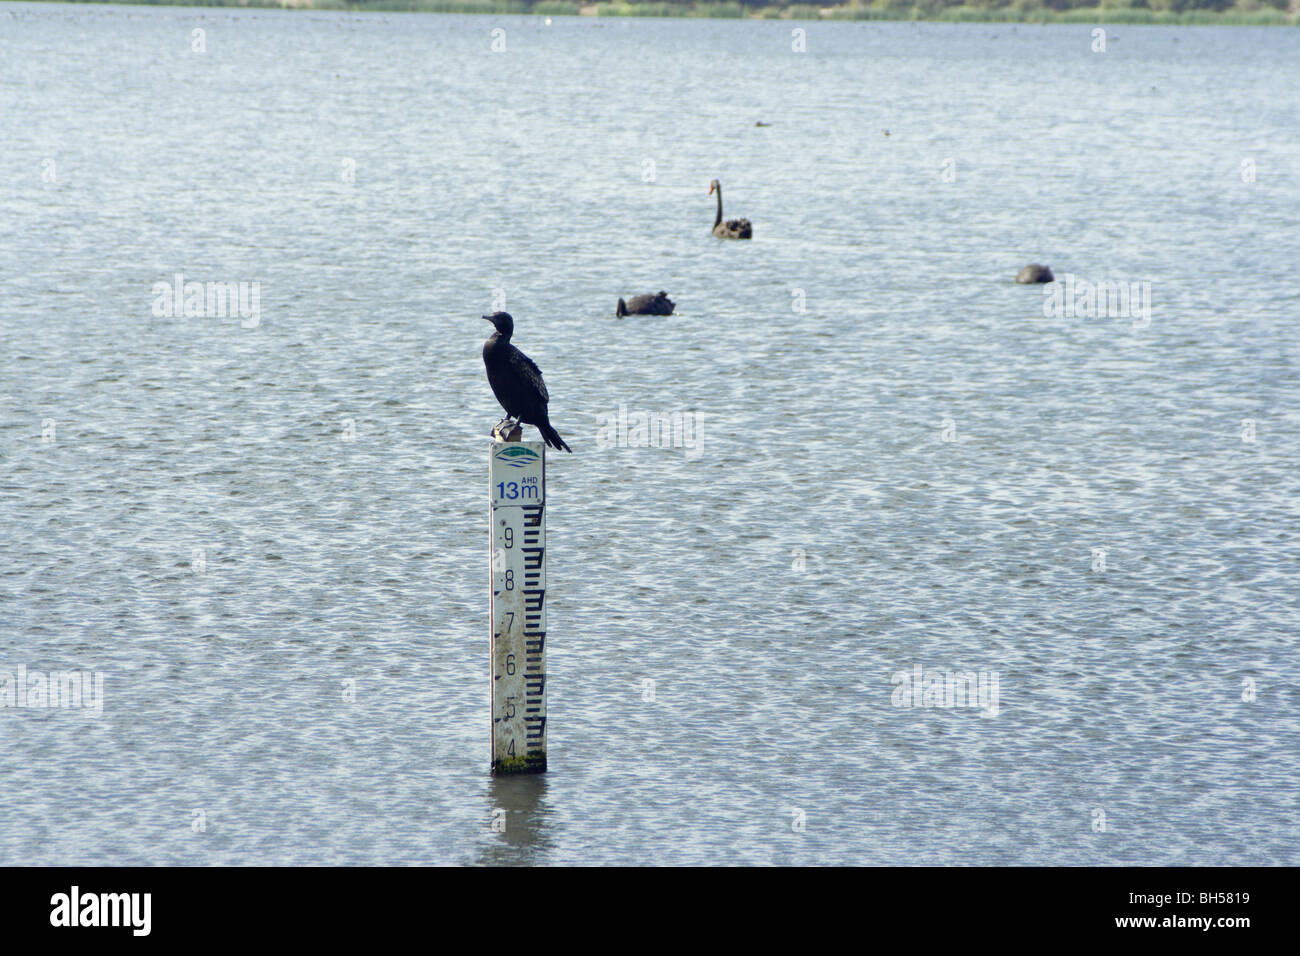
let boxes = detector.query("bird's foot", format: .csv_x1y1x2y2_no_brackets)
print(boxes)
491,419,524,443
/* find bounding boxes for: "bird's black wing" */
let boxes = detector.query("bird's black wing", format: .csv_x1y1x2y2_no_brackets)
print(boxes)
508,346,549,403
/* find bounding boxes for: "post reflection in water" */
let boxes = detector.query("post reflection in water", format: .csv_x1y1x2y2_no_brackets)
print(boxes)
477,774,552,866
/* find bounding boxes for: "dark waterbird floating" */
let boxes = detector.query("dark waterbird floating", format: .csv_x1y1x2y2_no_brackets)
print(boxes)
616,291,675,317
481,312,571,452
1016,264,1054,284
709,180,752,240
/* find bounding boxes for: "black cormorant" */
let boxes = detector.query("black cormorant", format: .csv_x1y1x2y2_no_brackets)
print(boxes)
481,312,572,452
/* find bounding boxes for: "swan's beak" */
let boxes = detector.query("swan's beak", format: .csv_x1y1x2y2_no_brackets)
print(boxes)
708,184,715,195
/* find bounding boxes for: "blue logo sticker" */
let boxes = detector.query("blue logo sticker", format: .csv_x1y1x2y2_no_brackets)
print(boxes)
495,445,540,468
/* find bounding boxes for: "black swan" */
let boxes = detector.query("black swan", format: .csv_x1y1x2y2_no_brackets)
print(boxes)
709,180,752,240
1016,264,1054,284
481,312,571,452
616,291,675,317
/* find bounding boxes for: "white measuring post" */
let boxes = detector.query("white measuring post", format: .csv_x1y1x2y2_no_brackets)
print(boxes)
488,437,547,774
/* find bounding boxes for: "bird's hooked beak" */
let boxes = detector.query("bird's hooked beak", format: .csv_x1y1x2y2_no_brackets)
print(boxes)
481,315,494,322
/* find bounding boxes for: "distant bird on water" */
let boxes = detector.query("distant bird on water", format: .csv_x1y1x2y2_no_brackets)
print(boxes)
481,312,571,452
1016,264,1054,284
616,291,675,317
709,180,752,240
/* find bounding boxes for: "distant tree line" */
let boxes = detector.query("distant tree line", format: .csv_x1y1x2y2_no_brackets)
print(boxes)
100,0,1296,19
643,0,1295,9
635,0,1299,23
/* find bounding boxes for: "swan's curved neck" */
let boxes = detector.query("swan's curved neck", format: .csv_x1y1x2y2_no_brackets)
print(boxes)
713,186,723,228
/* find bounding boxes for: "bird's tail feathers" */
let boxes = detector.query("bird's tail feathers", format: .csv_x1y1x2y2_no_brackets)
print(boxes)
540,423,572,453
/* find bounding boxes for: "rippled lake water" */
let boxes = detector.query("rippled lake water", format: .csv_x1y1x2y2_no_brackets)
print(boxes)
1,4,1298,865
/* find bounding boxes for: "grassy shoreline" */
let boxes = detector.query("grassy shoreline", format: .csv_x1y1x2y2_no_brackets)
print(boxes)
11,0,1299,25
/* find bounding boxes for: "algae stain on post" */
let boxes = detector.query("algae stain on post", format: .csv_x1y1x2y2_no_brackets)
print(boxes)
489,439,547,773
